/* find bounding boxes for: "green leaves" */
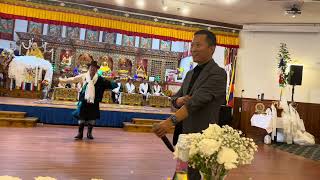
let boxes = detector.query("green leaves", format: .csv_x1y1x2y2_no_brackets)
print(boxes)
278,43,292,87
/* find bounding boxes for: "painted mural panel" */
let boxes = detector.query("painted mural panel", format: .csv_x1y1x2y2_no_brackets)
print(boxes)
140,37,152,49
28,21,43,35
122,35,135,47
48,24,62,37
0,18,14,40
160,40,171,51
66,26,80,39
86,29,99,41
102,32,116,44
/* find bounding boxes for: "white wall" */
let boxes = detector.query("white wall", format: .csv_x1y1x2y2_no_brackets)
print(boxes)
236,31,320,103
179,46,226,80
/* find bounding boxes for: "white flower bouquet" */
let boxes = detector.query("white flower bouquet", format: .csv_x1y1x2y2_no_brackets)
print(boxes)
34,177,57,180
173,124,258,180
0,176,21,180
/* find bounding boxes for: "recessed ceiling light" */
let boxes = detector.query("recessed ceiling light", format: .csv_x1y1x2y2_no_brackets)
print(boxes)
219,0,239,5
162,6,168,11
181,7,190,15
115,0,125,6
136,0,145,8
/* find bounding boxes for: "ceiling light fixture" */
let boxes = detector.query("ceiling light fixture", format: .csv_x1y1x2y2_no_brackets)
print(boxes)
222,0,239,5
161,0,168,11
181,7,190,15
162,6,168,11
136,0,145,8
285,4,301,18
115,0,125,6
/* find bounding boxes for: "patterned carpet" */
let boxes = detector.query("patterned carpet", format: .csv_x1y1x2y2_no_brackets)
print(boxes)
272,143,320,161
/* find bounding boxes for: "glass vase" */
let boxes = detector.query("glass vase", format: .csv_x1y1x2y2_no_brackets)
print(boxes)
200,165,227,180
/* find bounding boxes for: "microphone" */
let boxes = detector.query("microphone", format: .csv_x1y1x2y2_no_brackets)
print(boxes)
153,123,175,152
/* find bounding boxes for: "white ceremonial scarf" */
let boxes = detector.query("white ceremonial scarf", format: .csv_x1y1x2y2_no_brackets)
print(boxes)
84,72,98,103
140,83,148,94
126,83,135,94
154,85,161,93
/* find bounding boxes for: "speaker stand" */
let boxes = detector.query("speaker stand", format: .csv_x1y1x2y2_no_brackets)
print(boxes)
291,85,295,103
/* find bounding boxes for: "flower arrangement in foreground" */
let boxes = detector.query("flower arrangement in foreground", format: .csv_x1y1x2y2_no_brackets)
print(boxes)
0,176,104,180
34,177,57,180
174,124,258,180
0,176,21,180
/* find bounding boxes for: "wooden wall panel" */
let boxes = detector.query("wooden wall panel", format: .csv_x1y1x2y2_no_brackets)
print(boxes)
233,97,320,143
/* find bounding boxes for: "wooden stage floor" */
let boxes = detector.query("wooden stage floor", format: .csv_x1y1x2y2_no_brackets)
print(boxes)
0,97,172,115
0,125,319,180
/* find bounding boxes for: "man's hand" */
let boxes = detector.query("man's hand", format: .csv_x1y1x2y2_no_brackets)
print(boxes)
153,119,173,138
176,95,191,107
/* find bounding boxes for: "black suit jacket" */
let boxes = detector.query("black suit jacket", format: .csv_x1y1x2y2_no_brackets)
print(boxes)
172,59,227,145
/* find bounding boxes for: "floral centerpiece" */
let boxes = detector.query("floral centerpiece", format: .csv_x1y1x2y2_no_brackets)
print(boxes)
0,176,21,180
174,124,258,180
34,176,57,180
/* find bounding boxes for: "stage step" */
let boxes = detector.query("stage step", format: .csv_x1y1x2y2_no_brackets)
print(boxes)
0,111,27,118
0,117,38,127
132,118,163,125
123,118,174,133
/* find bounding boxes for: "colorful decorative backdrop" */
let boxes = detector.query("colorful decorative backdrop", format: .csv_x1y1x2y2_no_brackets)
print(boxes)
0,0,239,47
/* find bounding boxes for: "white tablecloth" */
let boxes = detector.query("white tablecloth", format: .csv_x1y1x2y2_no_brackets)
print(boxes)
251,114,286,134
250,114,273,133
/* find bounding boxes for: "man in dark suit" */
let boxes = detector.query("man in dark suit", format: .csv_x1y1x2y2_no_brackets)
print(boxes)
153,30,227,180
